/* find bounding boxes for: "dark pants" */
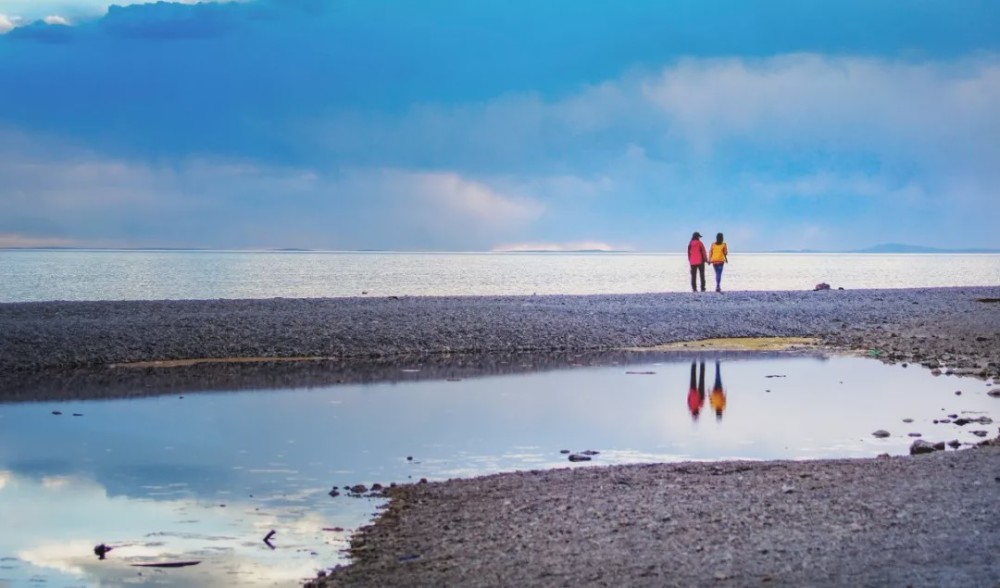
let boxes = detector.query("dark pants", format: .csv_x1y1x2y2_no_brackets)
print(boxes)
690,263,705,292
713,263,724,290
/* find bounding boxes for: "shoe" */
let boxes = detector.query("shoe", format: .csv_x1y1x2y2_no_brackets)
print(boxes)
716,287,722,293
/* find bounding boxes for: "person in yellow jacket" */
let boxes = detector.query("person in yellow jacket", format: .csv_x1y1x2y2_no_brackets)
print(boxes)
709,232,728,292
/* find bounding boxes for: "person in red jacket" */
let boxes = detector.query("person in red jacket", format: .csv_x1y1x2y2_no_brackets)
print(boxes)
687,232,708,292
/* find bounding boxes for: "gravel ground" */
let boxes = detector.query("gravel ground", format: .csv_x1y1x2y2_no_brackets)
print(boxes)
2,286,999,586
312,444,1000,588
2,286,999,383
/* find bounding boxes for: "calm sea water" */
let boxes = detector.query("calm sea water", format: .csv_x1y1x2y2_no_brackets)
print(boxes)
1,250,998,302
1,355,996,586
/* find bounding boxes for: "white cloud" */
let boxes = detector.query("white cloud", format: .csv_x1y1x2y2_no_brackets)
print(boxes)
492,241,627,252
42,14,69,25
640,53,1000,169
0,13,16,33
406,171,544,227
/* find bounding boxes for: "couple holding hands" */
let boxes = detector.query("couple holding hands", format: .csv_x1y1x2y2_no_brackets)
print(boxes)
687,232,728,292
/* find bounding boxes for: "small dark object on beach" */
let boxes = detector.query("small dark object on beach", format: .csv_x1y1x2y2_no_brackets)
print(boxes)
976,298,1000,303
328,487,340,497
131,561,201,568
948,440,961,449
406,456,413,461
559,449,570,454
263,529,276,549
971,431,988,437
94,544,113,560
581,450,600,456
72,413,83,416
51,411,62,415
987,388,1000,397
419,478,428,484
955,390,962,396
908,432,922,437
568,454,592,462
371,483,384,491
814,282,831,291
765,374,786,378
872,430,890,438
350,484,368,494
909,439,939,455
954,418,972,426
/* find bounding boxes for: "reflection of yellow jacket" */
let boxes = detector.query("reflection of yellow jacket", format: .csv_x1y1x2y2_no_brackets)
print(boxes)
709,242,728,264
710,389,726,414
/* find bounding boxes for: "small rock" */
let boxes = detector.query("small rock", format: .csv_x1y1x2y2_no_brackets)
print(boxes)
933,441,946,451
781,484,795,494
954,418,972,426
987,388,1000,397
559,449,570,454
51,411,62,415
947,440,961,449
581,450,600,456
350,484,367,494
974,416,994,425
328,488,340,497
370,483,384,491
568,454,592,462
971,430,988,437
955,390,962,395
406,456,413,461
872,430,890,438
931,369,942,376
909,439,939,455
902,418,913,423
418,478,428,484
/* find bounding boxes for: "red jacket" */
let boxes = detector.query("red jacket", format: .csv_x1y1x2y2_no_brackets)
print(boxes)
688,239,708,265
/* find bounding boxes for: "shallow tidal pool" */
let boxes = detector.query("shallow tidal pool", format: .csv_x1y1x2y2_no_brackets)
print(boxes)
0,354,996,587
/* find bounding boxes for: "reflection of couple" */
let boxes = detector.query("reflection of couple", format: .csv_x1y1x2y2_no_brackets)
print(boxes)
687,360,726,420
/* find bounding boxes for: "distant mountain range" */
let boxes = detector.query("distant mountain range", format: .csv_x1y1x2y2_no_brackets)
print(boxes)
2,243,998,253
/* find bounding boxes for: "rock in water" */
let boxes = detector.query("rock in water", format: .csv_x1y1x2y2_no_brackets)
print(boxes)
872,430,890,438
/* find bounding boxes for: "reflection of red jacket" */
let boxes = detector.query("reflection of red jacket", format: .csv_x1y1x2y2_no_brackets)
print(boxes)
687,387,704,416
688,239,707,265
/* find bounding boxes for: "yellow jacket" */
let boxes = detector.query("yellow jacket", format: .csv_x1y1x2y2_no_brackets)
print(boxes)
709,242,728,264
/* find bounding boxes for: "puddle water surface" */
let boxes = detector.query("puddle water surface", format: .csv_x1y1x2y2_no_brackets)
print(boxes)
0,354,996,586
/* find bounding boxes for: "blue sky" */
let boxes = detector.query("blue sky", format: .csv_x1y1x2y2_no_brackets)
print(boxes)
0,0,998,251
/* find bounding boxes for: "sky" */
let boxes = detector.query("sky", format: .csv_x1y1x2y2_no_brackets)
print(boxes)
0,1,998,252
